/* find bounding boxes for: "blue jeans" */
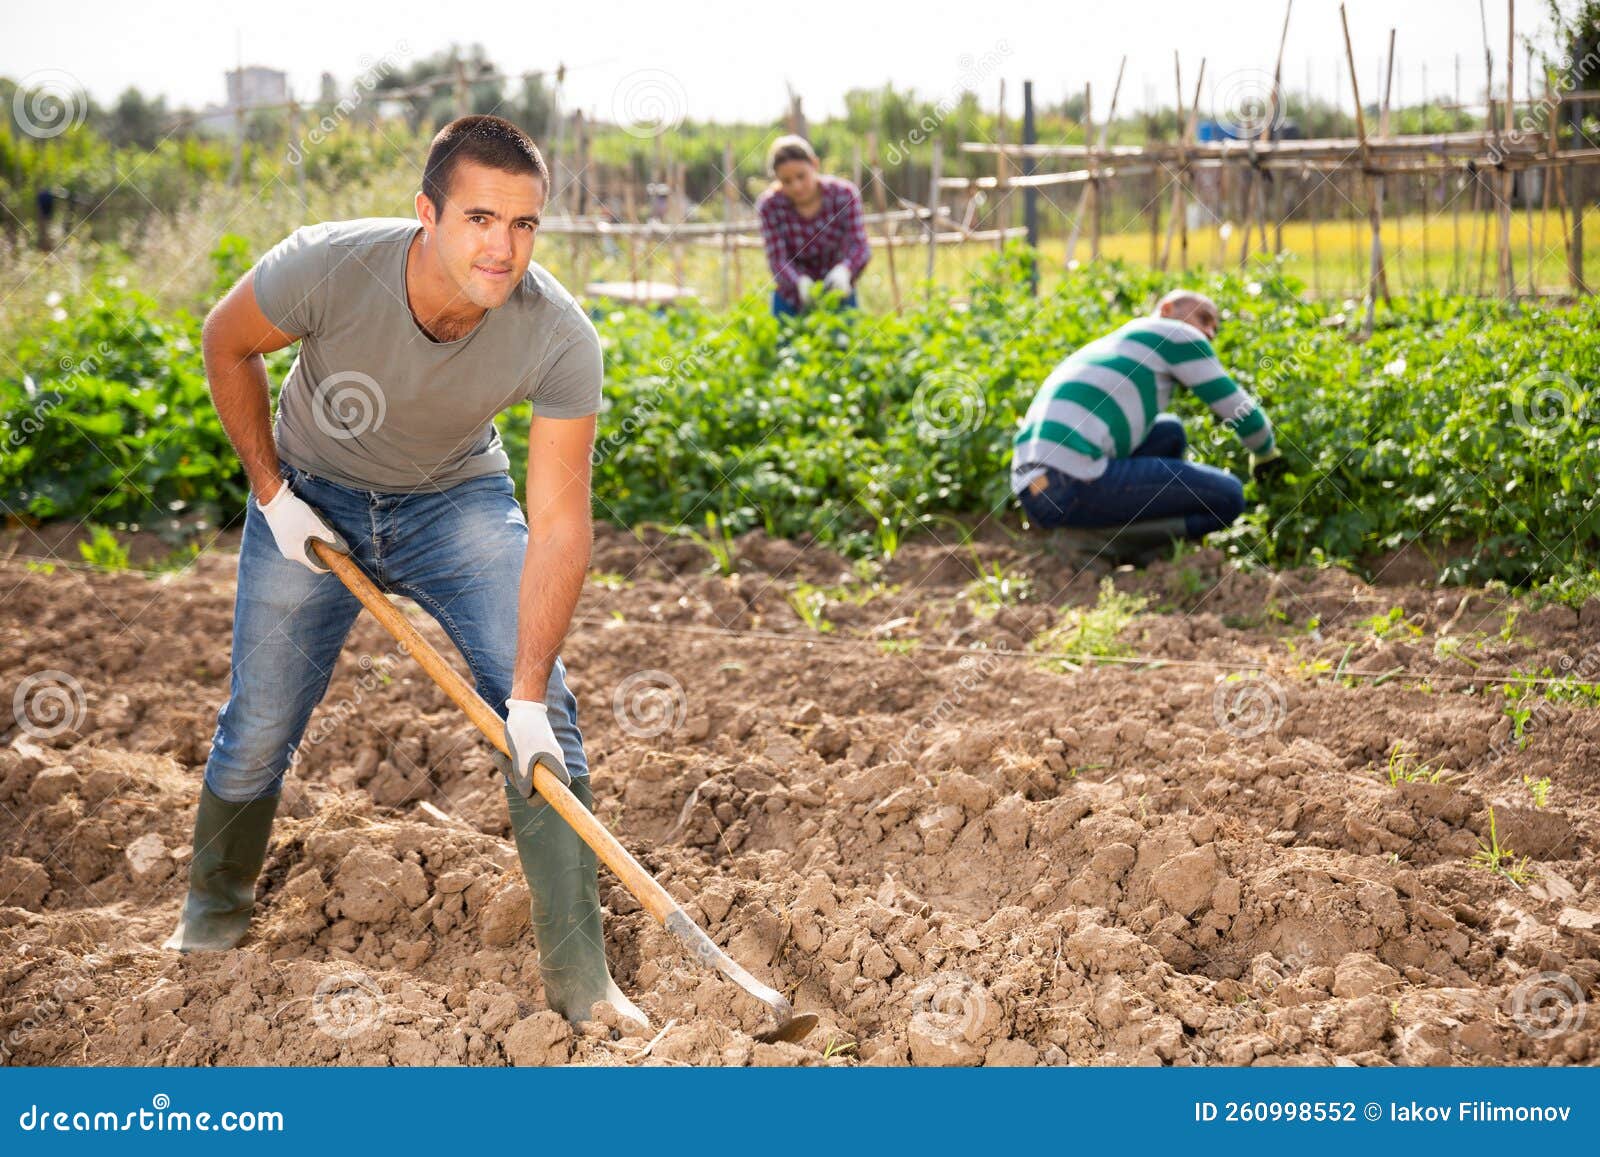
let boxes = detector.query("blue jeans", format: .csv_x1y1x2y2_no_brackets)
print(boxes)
772,289,858,317
205,461,588,803
1018,415,1245,539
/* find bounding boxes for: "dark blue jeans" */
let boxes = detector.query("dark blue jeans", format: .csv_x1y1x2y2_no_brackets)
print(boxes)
772,289,858,317
1018,415,1245,539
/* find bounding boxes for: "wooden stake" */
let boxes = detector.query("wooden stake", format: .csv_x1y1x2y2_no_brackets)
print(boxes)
1159,56,1205,272
868,132,902,312
927,141,943,296
1526,44,1537,294
1066,58,1125,266
1340,2,1385,336
995,79,1008,253
1452,57,1463,292
1499,0,1516,298
1376,27,1396,298
670,159,686,291
722,140,735,307
1164,51,1190,268
1309,165,1321,297
624,178,639,290
1067,82,1093,265
1254,0,1294,260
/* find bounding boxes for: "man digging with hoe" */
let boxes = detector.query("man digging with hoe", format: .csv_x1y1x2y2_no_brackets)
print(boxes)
164,115,647,1032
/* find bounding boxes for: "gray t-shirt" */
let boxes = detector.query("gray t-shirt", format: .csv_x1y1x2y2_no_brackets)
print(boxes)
251,216,601,492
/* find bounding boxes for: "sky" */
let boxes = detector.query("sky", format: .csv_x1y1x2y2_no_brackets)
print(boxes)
0,0,1562,127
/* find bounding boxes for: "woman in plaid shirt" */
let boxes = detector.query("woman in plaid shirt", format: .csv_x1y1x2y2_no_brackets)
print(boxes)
757,135,871,316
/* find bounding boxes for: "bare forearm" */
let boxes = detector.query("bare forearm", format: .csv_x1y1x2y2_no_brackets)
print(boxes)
511,517,593,701
204,341,282,502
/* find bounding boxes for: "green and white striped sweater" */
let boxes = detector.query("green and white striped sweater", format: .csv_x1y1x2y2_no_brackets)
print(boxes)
1011,316,1275,493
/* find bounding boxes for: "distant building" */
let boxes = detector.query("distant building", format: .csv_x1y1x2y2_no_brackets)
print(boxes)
195,66,289,136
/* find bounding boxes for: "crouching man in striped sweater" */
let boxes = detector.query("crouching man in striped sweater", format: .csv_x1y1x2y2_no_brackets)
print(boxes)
1011,289,1285,564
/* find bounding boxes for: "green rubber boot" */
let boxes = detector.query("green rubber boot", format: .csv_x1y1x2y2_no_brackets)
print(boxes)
163,785,279,952
1054,516,1191,568
504,777,648,1032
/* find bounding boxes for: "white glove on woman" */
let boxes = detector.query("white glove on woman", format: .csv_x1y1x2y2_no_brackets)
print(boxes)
823,262,852,294
504,698,572,796
257,481,349,573
795,275,816,305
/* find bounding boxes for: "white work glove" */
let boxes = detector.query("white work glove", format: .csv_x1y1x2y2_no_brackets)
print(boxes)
795,275,816,305
823,262,852,294
257,481,348,573
503,698,572,798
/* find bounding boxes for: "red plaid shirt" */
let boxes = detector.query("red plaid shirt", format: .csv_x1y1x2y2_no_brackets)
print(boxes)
757,175,872,308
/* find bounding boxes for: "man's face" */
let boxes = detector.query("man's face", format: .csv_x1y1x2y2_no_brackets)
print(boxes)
420,160,547,310
1165,300,1219,340
775,158,819,206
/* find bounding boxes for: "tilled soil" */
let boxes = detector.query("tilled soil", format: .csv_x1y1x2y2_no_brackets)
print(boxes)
2,523,1598,1067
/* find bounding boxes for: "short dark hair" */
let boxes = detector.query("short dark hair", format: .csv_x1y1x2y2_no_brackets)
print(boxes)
422,115,549,215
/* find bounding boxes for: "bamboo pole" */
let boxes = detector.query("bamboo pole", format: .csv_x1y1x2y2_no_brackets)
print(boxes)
1501,0,1516,298
669,160,686,291
927,141,942,296
1263,0,1293,256
1068,58,1125,266
1497,1,1510,299
995,79,1008,253
1181,61,1202,271
1158,53,1183,271
721,140,735,307
1149,172,1161,266
624,178,640,289
571,111,588,287
1238,148,1257,265
1340,2,1385,337
1377,28,1396,298
1067,82,1093,265
1552,85,1579,293
1485,0,1513,297
1526,44,1537,294
867,132,902,312
1420,172,1431,292
1309,164,1321,297
1451,55,1462,291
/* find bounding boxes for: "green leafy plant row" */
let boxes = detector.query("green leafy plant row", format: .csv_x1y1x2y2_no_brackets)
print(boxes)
4,244,1597,592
